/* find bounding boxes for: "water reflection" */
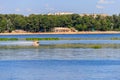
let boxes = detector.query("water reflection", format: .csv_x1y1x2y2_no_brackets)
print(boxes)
0,48,120,60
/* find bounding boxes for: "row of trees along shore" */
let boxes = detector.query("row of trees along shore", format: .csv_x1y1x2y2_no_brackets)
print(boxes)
0,14,120,33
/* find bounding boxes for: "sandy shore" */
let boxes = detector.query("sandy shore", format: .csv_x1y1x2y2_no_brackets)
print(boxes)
0,31,120,35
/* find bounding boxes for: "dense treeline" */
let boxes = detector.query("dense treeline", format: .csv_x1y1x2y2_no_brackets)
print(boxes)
0,14,120,32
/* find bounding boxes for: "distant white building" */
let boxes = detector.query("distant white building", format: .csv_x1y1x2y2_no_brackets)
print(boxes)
47,12,108,17
54,12,73,15
47,12,73,15
79,13,108,17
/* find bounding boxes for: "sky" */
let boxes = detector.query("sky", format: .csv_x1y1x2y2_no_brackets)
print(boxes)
0,0,119,15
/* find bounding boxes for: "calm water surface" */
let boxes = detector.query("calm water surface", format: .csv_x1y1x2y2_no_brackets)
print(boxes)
0,48,120,80
1,34,120,45
0,34,120,80
1,40,120,46
0,60,120,80
0,34,120,38
0,48,120,60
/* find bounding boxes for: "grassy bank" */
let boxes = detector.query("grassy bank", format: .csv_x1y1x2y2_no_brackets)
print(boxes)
61,38,120,40
40,44,120,49
26,38,59,41
0,37,120,41
0,38,18,41
0,44,120,49
0,38,59,41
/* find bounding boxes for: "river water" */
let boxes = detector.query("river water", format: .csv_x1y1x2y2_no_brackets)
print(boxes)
0,34,120,80
0,34,120,38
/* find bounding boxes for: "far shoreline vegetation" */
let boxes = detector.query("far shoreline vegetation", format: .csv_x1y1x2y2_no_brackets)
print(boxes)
0,13,120,33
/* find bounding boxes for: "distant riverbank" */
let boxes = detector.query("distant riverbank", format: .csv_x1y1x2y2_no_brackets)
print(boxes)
0,31,120,35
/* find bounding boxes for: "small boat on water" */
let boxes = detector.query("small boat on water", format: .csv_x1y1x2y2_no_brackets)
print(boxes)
33,41,39,47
